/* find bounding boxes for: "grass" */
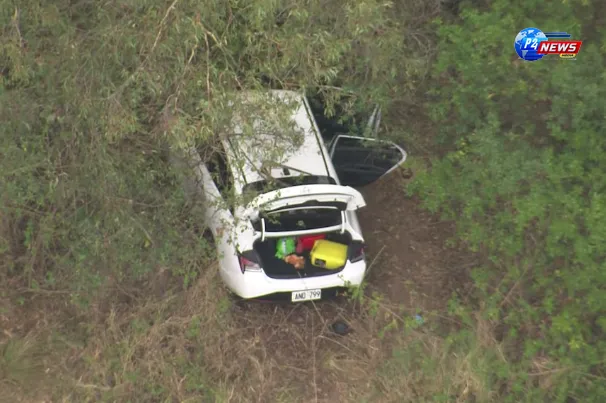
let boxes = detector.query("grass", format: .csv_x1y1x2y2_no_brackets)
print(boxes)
1,335,47,396
0,262,504,403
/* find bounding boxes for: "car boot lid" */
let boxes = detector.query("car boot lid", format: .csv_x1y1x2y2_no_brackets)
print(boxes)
241,184,366,220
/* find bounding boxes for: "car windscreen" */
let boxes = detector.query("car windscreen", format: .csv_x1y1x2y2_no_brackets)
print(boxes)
242,175,337,195
252,206,342,232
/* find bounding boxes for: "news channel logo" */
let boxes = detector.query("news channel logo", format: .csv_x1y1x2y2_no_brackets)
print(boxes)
514,28,548,61
513,28,580,62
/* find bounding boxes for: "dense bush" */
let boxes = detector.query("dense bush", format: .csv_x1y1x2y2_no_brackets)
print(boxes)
410,0,606,400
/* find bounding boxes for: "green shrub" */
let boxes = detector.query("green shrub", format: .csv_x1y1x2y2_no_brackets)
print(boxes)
411,0,606,400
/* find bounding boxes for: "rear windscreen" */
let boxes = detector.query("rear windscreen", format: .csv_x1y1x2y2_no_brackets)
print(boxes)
252,206,342,232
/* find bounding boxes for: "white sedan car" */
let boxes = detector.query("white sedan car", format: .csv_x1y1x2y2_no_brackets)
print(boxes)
176,90,406,301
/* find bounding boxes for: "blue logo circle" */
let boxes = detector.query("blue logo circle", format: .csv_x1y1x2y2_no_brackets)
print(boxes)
514,27,548,61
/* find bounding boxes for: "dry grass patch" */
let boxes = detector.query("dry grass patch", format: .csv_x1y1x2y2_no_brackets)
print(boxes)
1,332,55,403
1,264,501,403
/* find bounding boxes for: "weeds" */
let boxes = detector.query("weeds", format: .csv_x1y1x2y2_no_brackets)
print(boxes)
0,261,482,403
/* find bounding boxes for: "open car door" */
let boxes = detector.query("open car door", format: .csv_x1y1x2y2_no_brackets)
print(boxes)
307,94,381,143
328,135,407,188
366,104,381,137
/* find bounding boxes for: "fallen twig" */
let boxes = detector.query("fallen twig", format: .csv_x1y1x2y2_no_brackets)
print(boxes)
16,288,71,295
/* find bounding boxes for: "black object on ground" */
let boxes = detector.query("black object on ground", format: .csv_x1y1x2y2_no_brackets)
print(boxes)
330,320,351,336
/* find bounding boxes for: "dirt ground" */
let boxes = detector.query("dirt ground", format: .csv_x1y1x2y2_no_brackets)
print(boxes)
357,170,474,311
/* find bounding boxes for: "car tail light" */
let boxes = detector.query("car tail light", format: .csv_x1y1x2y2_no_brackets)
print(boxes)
348,242,366,263
238,250,262,273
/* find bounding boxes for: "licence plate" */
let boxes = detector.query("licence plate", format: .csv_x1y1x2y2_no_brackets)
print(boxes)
291,289,322,302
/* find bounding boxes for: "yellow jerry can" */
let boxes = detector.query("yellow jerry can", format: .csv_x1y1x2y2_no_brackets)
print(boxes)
310,239,348,270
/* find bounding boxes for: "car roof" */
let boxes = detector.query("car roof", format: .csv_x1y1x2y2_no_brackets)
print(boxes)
223,90,330,191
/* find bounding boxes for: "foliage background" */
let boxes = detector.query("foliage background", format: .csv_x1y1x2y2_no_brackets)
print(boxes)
409,0,606,401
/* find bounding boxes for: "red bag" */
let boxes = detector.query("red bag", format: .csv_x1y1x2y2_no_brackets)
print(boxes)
296,234,326,254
